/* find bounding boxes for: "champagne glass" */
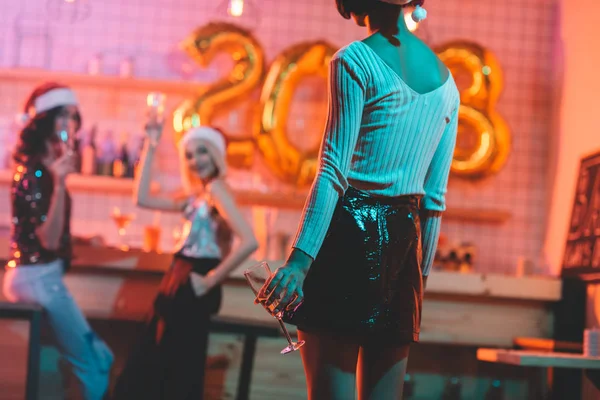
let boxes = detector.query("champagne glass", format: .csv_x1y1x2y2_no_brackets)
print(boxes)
58,118,74,156
146,92,165,147
244,262,305,354
111,207,135,251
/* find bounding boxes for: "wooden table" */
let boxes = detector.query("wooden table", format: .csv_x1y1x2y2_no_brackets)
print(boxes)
477,348,600,370
478,348,600,398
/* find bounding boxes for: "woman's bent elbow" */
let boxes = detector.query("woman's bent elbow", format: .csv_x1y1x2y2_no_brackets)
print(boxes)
36,233,58,251
246,238,259,254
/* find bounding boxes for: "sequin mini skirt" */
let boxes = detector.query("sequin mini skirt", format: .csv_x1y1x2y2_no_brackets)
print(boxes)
284,186,423,345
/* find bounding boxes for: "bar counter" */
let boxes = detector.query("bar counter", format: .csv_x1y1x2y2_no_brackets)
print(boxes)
0,240,564,398
0,240,562,347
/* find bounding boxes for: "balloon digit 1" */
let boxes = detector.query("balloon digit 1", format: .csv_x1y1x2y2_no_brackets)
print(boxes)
436,41,510,178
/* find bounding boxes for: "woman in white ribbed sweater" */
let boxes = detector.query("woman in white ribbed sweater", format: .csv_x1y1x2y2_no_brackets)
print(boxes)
259,0,459,398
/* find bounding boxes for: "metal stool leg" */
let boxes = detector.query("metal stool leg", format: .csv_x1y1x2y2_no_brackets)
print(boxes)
236,334,258,400
25,311,41,400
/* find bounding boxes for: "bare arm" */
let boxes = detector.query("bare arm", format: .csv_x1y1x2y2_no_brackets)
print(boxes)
133,141,187,212
205,179,258,285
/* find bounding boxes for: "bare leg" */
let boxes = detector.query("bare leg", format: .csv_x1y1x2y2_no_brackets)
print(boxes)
357,342,410,400
298,330,360,400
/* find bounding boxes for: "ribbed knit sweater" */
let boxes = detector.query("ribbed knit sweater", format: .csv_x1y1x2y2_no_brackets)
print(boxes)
293,41,460,276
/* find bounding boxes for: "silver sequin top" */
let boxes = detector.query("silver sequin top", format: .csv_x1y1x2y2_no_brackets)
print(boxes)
174,195,231,259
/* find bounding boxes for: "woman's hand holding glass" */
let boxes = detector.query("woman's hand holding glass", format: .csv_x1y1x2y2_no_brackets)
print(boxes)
146,92,166,147
244,262,305,354
258,261,307,316
257,248,312,315
57,118,76,156
145,113,163,148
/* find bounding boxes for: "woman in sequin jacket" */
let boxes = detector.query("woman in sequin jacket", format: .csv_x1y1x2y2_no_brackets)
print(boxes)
3,82,114,400
112,119,258,400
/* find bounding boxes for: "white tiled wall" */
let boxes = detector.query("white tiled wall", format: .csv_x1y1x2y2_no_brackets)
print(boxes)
0,0,561,273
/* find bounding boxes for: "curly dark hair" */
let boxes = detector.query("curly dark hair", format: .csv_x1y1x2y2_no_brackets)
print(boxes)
13,82,82,163
335,0,425,19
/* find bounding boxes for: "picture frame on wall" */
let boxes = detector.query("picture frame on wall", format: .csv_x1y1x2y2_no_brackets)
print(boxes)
562,149,600,281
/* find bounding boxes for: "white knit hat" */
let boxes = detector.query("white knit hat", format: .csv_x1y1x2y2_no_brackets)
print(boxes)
178,126,228,185
19,87,79,124
33,88,78,114
179,126,226,157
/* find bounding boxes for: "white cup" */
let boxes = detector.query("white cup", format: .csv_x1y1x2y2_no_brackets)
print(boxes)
584,329,600,357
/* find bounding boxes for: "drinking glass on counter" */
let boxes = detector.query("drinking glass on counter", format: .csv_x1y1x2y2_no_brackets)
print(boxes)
143,212,162,252
143,225,161,253
111,207,135,251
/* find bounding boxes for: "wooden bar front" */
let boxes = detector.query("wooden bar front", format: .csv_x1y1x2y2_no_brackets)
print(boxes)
0,243,562,398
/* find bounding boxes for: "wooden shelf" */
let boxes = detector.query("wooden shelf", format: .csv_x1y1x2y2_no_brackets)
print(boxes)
0,170,160,195
0,68,512,223
0,68,206,95
477,348,600,369
443,207,512,224
426,270,561,301
232,189,512,223
232,189,307,210
0,170,511,222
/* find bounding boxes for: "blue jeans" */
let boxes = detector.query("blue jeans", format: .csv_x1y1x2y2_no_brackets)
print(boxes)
3,260,113,400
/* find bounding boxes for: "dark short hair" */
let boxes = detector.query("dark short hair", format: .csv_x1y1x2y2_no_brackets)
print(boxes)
14,82,82,163
335,0,425,19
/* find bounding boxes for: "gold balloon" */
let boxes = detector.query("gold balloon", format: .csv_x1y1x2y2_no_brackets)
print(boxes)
172,22,265,168
436,40,503,111
171,22,511,182
255,40,337,185
436,41,511,177
451,105,510,177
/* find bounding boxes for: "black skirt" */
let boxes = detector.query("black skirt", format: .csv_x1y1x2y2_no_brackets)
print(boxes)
284,186,423,345
112,257,222,400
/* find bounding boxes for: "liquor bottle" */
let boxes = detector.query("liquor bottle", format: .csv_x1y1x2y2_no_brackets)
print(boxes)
441,377,461,400
132,134,145,179
80,125,97,175
72,134,82,173
112,132,130,178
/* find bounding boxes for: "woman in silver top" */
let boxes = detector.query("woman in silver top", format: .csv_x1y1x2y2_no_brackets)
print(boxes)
113,122,257,400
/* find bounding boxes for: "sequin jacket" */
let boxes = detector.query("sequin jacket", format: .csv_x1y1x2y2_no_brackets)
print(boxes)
9,160,72,267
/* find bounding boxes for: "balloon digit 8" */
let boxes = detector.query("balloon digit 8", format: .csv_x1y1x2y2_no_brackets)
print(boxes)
436,41,511,178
